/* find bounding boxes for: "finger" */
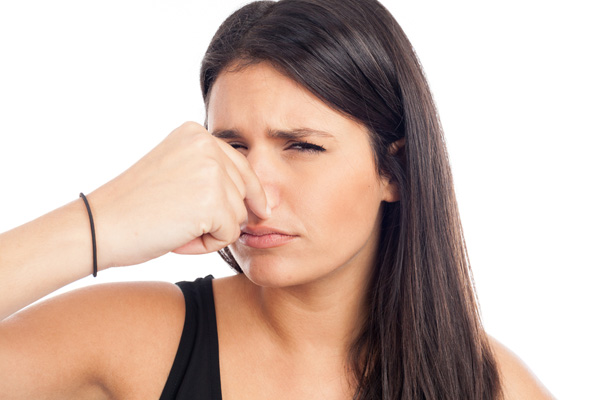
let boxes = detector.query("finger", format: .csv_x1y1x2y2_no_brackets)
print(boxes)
215,139,271,219
228,187,249,226
173,217,241,255
172,220,240,254
221,157,246,201
218,168,249,225
172,237,211,255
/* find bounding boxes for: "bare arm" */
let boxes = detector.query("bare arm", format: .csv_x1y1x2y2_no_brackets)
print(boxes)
0,122,269,398
0,199,99,321
0,281,185,400
0,121,269,321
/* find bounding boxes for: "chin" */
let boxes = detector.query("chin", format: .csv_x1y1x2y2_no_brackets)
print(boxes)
240,260,297,288
235,254,318,289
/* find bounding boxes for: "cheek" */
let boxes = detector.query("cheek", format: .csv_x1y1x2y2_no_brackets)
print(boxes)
296,154,382,240
230,149,383,286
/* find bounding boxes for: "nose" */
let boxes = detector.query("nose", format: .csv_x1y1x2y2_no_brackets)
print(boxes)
246,148,280,215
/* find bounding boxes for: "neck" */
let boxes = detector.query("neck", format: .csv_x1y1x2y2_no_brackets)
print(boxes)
250,261,372,359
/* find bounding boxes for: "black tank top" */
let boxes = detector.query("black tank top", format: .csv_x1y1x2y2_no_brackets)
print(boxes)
159,276,223,400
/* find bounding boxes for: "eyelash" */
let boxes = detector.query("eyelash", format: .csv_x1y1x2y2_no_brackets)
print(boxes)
229,141,326,154
287,141,326,153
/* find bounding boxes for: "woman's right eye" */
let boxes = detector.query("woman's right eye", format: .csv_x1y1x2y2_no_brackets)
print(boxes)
228,142,247,150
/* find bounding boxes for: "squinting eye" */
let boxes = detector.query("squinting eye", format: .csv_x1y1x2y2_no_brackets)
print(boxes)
288,142,326,154
228,142,247,150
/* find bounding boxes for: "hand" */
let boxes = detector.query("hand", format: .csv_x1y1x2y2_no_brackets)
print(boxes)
88,121,269,269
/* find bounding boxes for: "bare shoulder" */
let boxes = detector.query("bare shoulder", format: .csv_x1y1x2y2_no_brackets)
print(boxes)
0,280,185,400
488,335,556,400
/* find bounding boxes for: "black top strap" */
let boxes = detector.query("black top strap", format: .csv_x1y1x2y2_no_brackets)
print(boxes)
159,276,222,400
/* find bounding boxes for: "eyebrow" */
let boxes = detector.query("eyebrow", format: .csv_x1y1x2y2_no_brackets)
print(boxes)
212,127,336,140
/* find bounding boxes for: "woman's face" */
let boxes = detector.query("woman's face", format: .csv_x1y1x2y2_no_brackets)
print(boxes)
207,62,397,288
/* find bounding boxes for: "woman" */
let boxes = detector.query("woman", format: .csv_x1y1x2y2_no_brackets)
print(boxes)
0,0,553,398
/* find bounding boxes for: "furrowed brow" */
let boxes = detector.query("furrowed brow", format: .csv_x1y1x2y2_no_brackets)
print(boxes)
212,127,335,140
212,129,242,139
268,128,335,140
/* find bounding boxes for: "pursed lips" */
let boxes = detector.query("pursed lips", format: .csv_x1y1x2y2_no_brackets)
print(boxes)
239,226,298,249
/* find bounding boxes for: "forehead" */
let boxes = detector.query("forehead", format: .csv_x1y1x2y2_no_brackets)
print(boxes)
206,62,367,137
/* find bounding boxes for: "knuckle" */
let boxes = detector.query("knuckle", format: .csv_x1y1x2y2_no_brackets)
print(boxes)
228,224,242,243
191,131,213,149
202,157,222,175
198,157,228,185
180,121,203,131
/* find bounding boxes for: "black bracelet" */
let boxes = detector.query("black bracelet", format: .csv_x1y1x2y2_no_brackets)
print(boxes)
79,193,98,277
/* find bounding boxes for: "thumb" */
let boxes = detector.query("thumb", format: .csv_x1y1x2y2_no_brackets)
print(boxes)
171,235,231,255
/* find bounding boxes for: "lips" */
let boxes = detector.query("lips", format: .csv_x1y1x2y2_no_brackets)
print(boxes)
238,226,298,249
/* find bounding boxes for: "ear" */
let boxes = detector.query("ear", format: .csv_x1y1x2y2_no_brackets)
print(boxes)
380,138,405,203
381,178,400,203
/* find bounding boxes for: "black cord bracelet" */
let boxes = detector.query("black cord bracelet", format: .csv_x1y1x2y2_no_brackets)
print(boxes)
79,193,98,277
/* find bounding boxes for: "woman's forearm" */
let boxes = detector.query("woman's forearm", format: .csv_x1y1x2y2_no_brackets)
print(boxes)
0,122,269,321
0,198,96,320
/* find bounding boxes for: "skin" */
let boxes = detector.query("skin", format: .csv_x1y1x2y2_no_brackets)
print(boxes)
0,63,554,399
208,62,397,291
208,63,396,399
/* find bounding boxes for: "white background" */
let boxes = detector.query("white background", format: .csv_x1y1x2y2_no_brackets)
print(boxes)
1,1,598,398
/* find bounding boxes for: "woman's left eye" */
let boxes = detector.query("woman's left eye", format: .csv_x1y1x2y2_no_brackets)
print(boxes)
287,141,326,153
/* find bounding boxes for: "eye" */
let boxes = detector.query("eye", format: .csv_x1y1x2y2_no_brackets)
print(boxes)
228,142,247,150
287,141,326,154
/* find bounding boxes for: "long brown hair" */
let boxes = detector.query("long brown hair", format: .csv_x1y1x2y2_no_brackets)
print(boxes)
201,0,502,398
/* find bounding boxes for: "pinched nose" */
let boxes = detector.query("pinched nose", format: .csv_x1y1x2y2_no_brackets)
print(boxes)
246,151,281,214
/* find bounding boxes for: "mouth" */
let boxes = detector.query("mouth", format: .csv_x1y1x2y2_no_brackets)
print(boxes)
238,226,298,249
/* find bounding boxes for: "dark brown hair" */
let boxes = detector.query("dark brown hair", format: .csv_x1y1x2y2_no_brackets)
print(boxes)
201,0,502,398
